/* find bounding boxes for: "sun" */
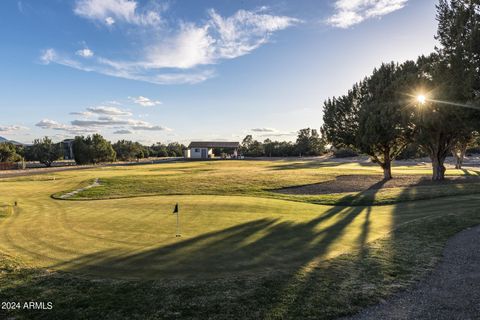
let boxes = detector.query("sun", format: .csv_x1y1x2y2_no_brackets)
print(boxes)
417,95,426,105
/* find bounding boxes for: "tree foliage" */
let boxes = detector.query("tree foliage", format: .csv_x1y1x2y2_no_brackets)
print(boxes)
113,140,147,161
408,0,480,179
73,134,116,165
30,137,63,167
240,129,324,157
322,63,413,179
321,82,364,149
321,0,480,180
0,143,21,162
295,128,325,156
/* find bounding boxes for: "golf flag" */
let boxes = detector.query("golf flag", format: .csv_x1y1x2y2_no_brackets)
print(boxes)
173,203,181,237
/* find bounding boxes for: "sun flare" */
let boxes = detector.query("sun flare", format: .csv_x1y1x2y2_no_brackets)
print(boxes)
417,95,426,105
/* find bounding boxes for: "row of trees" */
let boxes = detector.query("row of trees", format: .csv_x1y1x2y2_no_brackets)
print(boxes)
0,127,325,167
0,137,62,166
322,0,480,180
68,135,187,165
0,135,187,167
240,128,325,157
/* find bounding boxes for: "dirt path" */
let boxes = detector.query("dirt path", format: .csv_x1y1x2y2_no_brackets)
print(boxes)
343,225,480,320
275,175,480,195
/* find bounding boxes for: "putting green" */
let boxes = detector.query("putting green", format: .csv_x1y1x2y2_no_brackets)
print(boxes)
1,160,479,280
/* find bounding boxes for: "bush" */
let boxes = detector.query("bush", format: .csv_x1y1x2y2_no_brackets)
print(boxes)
466,146,480,156
396,143,427,160
333,148,358,158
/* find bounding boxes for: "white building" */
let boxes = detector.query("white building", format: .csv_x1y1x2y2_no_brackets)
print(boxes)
185,141,240,159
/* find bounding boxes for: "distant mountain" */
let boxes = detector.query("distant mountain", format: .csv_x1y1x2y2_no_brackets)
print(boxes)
0,136,24,146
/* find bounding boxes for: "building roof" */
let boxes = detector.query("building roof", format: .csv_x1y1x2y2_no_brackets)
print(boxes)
188,141,240,149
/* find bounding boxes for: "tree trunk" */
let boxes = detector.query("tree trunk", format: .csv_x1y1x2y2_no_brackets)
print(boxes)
382,150,392,180
452,143,467,169
383,164,392,180
431,156,446,180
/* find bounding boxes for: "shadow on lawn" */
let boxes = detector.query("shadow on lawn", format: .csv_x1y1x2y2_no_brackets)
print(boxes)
4,179,480,319
269,161,349,171
48,182,384,280
460,168,480,176
0,182,391,320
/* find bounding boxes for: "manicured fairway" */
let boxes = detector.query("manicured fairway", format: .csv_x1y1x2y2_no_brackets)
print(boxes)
0,159,479,279
2,159,480,319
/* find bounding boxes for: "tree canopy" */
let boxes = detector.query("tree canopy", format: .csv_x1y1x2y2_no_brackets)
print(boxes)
30,137,63,167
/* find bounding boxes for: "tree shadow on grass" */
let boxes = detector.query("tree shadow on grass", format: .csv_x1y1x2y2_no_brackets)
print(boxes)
338,177,480,319
460,168,480,176
14,179,476,320
45,180,385,281
268,161,348,171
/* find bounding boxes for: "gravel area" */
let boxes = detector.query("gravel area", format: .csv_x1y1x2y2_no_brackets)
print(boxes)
274,175,480,195
343,225,480,320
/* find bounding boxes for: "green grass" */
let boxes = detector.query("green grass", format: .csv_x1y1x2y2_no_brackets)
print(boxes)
1,209,479,319
1,159,480,319
273,182,480,206
54,160,480,206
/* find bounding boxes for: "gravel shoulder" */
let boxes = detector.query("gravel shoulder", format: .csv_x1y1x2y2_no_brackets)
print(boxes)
343,224,480,320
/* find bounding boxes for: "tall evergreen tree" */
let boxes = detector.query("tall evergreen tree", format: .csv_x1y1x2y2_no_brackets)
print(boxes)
409,1,480,180
323,64,413,180
357,63,413,180
321,81,365,149
295,128,325,156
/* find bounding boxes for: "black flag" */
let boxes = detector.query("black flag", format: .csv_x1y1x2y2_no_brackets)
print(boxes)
173,203,179,214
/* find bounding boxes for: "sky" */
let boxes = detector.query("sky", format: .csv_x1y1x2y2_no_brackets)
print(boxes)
0,0,438,145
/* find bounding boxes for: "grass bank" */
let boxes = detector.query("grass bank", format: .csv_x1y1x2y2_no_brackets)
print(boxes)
273,182,480,206
51,161,480,206
1,212,479,319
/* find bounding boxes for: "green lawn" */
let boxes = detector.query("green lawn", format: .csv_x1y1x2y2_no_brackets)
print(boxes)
1,159,480,319
53,160,480,205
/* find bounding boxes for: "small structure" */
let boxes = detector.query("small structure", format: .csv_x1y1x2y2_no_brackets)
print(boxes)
62,139,75,160
185,141,240,159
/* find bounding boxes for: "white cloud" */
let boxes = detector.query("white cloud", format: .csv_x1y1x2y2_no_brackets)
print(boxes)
141,9,299,69
71,118,130,127
41,7,298,85
74,0,162,26
70,111,93,117
40,48,91,71
207,9,298,60
70,116,170,131
76,48,94,58
36,119,68,130
0,125,29,133
130,123,170,131
258,131,296,138
251,128,276,132
327,0,408,28
129,96,162,107
105,17,115,25
35,119,96,135
86,106,132,116
113,129,133,134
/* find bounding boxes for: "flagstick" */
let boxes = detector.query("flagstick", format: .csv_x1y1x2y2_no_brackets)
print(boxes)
176,209,181,237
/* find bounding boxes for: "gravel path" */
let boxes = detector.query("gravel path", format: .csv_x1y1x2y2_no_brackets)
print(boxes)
344,225,480,320
275,175,480,195
59,178,100,199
